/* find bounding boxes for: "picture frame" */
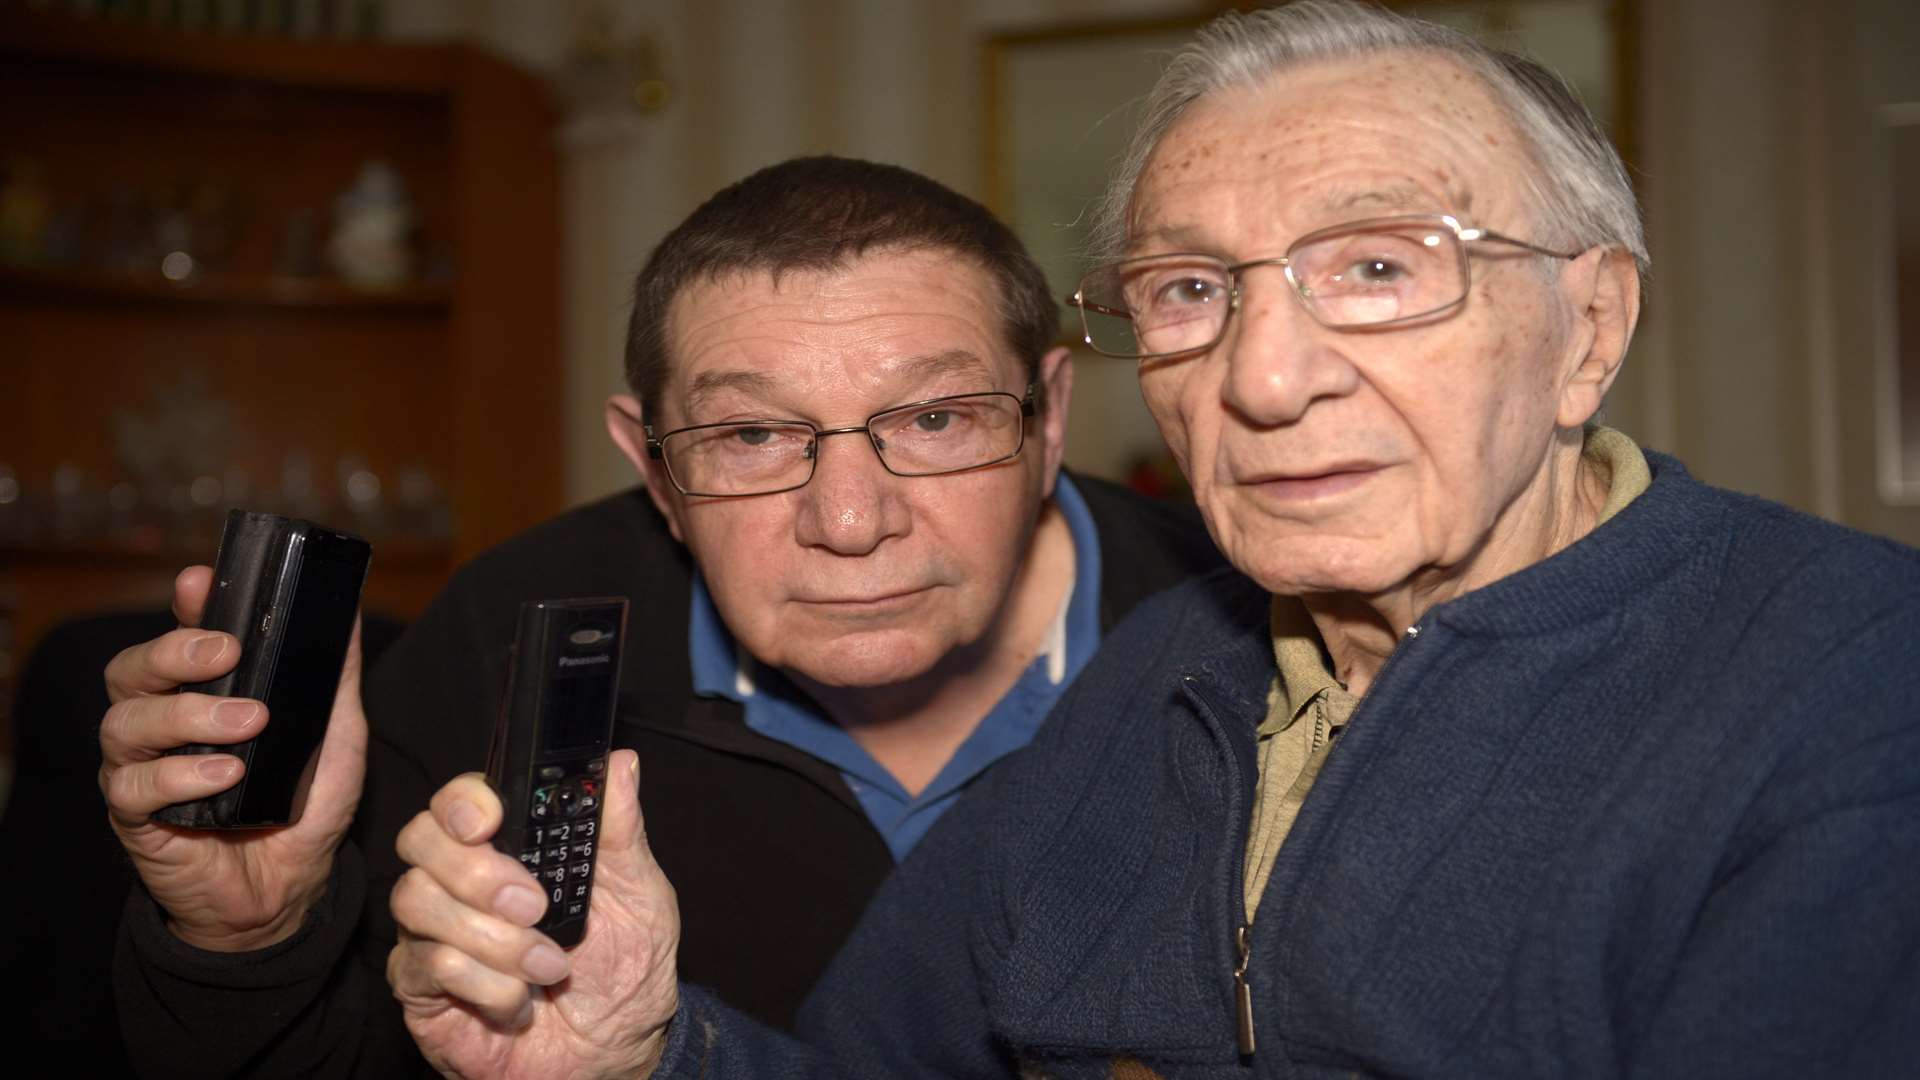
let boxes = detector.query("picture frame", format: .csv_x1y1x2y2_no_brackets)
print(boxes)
1873,102,1920,504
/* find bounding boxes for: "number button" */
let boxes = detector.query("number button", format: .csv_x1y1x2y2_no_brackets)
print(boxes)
567,860,591,881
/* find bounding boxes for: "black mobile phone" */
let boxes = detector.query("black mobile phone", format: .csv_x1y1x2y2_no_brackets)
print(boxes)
152,509,371,830
487,597,629,949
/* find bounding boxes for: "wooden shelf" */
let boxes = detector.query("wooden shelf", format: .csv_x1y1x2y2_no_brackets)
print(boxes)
0,263,453,312
0,7,457,97
0,7,563,675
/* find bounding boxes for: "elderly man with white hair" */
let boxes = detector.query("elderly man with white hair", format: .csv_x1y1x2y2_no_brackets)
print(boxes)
378,2,1920,1076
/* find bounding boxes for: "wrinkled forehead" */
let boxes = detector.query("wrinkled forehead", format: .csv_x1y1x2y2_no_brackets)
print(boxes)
658,248,1018,404
1128,50,1536,252
668,247,994,338
671,243,987,312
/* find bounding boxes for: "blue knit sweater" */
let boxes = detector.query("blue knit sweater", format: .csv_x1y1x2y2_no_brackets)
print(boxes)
657,453,1920,1078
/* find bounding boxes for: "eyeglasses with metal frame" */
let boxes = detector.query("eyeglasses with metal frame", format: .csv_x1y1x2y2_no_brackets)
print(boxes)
643,384,1038,498
1066,213,1581,360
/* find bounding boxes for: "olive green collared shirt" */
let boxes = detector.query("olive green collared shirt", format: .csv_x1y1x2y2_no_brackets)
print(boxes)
1241,426,1651,914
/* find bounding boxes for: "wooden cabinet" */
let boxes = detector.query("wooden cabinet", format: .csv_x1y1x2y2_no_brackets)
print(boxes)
0,9,565,697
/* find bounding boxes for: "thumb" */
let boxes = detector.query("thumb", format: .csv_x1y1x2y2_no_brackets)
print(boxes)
337,614,364,692
559,747,680,1075
312,615,369,795
329,616,368,742
592,749,661,885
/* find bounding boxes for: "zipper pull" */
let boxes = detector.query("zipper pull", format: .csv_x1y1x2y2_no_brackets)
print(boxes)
1234,922,1256,1057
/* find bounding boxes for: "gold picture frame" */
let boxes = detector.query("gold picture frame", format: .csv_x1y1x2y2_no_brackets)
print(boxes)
1874,102,1920,504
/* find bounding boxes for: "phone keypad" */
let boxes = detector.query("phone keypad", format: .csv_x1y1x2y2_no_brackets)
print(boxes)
511,762,605,929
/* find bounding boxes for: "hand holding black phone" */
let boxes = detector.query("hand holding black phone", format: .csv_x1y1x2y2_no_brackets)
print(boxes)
152,509,371,830
486,597,629,948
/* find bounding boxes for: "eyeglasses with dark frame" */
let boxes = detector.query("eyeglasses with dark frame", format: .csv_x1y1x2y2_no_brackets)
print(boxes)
1066,213,1582,361
643,384,1038,498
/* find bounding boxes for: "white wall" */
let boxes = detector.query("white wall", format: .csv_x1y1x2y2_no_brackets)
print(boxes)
1622,0,1920,545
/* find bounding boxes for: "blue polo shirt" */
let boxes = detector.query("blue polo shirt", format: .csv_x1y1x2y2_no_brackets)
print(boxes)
687,473,1103,862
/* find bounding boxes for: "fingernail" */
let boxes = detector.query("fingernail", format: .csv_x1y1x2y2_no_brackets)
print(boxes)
186,634,228,666
512,996,535,1029
211,700,261,731
493,884,544,927
447,800,484,843
520,944,569,985
194,756,239,781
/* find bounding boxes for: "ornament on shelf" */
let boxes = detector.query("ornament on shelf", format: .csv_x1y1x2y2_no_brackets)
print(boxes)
327,159,414,287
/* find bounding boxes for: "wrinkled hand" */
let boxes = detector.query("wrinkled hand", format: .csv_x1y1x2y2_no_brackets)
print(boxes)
99,565,367,951
388,750,680,1080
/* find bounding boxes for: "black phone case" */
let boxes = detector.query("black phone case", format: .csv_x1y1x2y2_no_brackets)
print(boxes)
487,597,629,949
151,509,370,829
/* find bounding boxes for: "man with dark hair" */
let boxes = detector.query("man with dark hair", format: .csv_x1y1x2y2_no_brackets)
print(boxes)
624,156,1063,421
99,156,1223,1075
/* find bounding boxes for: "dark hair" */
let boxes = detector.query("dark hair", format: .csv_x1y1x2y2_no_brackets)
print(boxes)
624,156,1059,420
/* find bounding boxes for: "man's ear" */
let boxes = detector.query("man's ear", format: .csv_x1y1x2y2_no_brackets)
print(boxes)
1556,246,1640,429
605,394,685,542
1034,346,1074,499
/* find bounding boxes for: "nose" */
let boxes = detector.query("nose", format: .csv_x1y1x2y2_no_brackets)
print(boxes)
791,428,909,556
1219,268,1358,426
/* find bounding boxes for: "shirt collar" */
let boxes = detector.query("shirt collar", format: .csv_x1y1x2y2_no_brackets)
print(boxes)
1586,424,1651,526
1264,598,1348,737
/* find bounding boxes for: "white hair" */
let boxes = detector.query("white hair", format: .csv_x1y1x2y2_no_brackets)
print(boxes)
1090,0,1648,283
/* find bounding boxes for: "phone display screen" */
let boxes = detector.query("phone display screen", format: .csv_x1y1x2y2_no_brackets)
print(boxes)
544,659,616,756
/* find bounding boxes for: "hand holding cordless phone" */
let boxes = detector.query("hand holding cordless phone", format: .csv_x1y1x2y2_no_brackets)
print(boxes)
152,510,371,830
487,597,629,949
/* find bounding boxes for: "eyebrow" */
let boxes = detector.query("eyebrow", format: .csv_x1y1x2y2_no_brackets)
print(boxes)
1307,184,1423,218
1126,222,1215,256
888,348,997,388
683,368,782,417
1128,183,1477,256
680,349,999,419
1299,182,1475,221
